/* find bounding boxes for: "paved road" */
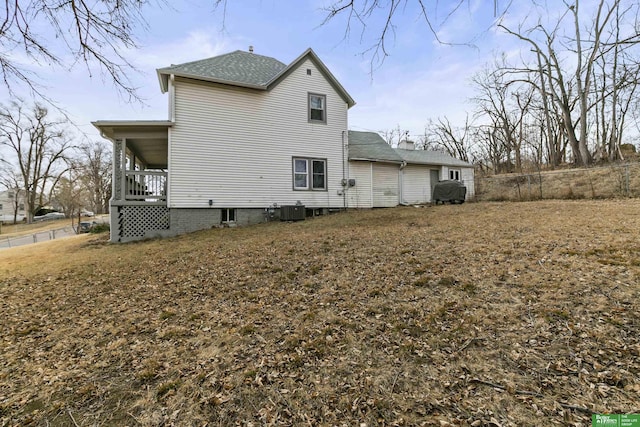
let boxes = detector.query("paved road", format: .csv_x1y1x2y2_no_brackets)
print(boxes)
0,216,109,250
0,227,78,249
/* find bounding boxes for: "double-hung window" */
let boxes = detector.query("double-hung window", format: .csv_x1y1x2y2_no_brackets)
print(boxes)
293,158,326,191
308,93,326,124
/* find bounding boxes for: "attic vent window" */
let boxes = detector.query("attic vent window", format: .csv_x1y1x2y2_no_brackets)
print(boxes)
306,69,311,75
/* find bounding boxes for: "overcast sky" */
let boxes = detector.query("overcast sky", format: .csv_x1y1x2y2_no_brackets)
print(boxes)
2,1,552,143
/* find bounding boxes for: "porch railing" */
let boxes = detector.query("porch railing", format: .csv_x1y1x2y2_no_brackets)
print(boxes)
125,170,167,201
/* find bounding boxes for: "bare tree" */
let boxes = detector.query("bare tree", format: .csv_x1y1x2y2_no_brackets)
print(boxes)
213,1,508,70
590,1,640,161
0,102,72,222
0,164,25,223
51,174,85,220
380,125,408,147
318,0,511,68
77,141,112,214
471,61,537,172
498,0,640,167
0,0,153,99
425,116,473,163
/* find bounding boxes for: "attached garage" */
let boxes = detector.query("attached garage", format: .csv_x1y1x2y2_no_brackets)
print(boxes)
346,130,474,208
397,148,475,202
372,163,399,207
347,131,404,209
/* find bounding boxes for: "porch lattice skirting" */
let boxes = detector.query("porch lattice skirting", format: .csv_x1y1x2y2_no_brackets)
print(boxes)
117,205,170,241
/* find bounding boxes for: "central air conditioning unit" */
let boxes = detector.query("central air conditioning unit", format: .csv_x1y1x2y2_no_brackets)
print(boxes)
280,205,305,221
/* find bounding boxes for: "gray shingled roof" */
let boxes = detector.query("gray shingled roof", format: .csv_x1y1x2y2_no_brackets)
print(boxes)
156,48,356,107
396,148,473,168
348,130,473,167
157,50,286,87
348,131,403,163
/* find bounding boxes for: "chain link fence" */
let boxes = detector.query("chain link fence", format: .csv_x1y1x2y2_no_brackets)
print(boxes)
475,162,640,201
0,217,109,249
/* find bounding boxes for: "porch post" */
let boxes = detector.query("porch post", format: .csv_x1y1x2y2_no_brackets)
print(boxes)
121,138,128,199
113,138,124,201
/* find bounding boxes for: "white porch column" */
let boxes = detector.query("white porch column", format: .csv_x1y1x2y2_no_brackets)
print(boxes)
113,138,126,201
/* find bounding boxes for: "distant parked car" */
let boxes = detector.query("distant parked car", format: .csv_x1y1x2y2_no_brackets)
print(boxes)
80,210,95,217
433,180,467,204
78,221,97,233
33,212,66,221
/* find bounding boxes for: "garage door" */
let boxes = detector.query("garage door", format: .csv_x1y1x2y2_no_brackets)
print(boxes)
372,163,399,207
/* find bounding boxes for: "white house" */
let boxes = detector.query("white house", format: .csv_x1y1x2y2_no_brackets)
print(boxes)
347,131,474,208
94,48,355,242
94,48,474,243
0,189,26,223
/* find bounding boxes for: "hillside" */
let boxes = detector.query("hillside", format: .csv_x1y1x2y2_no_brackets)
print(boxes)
476,162,640,201
1,200,639,426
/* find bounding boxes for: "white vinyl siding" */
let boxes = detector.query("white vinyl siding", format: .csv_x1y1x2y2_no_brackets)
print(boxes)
461,167,475,199
442,166,474,200
168,58,348,208
347,161,373,208
372,163,399,207
401,165,431,204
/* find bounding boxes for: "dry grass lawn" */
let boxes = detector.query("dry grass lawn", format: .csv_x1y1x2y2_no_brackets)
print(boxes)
1,200,639,426
476,162,640,201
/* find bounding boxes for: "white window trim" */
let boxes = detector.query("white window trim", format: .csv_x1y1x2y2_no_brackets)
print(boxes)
221,208,236,223
293,158,309,190
292,157,327,191
449,169,461,181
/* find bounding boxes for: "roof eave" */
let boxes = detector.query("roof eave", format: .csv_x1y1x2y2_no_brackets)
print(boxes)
92,120,174,127
157,70,169,93
92,120,174,140
348,157,403,164
157,69,268,91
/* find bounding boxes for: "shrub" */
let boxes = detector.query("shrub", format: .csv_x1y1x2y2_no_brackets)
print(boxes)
90,223,110,234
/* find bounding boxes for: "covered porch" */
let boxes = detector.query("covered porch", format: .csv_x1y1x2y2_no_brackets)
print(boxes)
93,120,173,242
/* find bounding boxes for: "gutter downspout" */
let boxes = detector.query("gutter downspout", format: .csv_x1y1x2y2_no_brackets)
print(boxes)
399,161,409,205
342,130,347,210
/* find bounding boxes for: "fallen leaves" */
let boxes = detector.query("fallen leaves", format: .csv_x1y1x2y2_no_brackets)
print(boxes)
0,200,639,425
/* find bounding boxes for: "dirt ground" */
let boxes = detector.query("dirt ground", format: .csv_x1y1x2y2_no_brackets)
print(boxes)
1,200,639,426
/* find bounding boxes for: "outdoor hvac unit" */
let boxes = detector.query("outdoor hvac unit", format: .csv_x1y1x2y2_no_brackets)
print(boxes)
280,205,305,221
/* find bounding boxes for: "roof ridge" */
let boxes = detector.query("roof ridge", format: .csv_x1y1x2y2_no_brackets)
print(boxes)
158,50,285,71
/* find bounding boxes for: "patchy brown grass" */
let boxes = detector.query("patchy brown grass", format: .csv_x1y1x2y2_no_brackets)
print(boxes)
0,218,72,238
1,200,639,426
476,162,640,201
